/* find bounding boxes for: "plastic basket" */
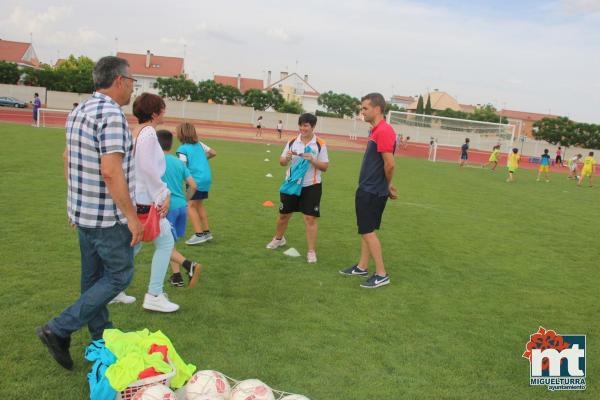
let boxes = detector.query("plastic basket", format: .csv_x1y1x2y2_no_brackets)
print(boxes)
116,360,176,400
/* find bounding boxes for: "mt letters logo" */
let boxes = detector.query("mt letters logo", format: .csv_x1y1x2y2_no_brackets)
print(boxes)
522,326,586,391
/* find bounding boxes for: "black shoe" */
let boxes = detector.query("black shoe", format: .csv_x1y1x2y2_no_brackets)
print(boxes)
360,273,390,289
168,273,184,288
35,325,73,370
339,265,369,276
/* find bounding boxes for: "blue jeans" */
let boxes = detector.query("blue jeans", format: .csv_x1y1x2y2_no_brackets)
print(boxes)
134,218,174,296
48,223,134,340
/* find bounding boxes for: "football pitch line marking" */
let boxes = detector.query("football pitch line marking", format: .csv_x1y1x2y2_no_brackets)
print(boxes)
399,201,440,211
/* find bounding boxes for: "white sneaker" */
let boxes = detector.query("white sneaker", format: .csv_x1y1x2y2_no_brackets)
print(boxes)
307,250,317,264
266,236,286,249
109,291,136,305
143,293,179,313
185,233,208,245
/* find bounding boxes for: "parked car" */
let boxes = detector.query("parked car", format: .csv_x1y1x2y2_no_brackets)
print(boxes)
0,96,27,108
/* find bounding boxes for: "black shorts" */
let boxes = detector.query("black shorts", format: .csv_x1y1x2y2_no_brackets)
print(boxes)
191,190,208,200
556,156,562,163
355,188,388,234
280,183,322,217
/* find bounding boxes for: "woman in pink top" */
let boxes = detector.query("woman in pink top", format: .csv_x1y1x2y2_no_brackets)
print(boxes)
555,147,563,166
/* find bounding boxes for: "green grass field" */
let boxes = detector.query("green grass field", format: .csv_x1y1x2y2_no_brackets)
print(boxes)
0,122,598,399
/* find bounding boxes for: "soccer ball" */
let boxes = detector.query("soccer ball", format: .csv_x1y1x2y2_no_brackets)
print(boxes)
132,384,177,400
280,395,310,400
186,370,231,399
230,379,275,400
186,395,225,400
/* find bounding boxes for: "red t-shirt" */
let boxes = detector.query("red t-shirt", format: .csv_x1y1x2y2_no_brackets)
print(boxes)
359,120,397,196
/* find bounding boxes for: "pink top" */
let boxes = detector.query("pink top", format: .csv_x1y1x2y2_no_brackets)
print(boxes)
556,149,562,156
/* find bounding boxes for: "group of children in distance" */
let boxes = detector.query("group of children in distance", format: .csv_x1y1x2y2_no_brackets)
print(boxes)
156,123,217,287
476,139,596,186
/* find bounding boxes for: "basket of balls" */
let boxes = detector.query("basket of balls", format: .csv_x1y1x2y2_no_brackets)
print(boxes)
116,360,176,400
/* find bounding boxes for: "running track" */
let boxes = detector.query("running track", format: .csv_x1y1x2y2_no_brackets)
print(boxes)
0,108,593,175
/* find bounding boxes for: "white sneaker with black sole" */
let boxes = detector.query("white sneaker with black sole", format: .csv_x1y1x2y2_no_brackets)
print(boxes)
185,233,208,245
142,293,179,313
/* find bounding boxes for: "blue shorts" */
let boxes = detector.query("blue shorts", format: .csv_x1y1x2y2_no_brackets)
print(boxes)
166,206,187,240
191,190,209,200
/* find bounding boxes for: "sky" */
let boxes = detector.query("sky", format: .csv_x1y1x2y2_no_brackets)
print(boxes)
1,0,599,123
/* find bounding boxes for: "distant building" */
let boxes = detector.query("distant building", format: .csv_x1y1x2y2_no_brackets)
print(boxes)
499,109,559,138
0,39,40,68
116,50,184,95
265,71,320,113
407,91,462,112
214,74,264,93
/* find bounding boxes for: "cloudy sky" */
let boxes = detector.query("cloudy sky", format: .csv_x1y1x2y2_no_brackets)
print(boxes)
1,0,599,122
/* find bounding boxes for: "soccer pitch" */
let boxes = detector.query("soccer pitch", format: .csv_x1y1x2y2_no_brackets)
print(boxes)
0,122,597,399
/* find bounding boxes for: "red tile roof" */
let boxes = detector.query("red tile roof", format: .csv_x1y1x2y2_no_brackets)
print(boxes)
499,109,560,121
214,75,264,93
0,39,39,67
117,52,184,77
391,95,414,102
459,103,477,112
265,73,320,96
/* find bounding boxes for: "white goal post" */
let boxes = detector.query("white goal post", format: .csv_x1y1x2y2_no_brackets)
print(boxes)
387,111,516,161
37,107,71,128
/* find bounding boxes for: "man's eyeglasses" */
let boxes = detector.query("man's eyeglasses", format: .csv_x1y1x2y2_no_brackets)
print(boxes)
120,75,138,83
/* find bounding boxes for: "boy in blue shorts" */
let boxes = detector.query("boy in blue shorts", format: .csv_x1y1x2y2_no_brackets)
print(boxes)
157,130,202,288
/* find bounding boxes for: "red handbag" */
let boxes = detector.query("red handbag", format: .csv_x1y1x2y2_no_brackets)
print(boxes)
137,204,160,242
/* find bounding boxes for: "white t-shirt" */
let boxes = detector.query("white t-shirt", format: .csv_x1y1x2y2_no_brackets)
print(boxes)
277,122,283,130
281,134,329,187
134,126,170,205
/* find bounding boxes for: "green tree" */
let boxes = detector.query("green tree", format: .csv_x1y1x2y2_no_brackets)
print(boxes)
533,117,578,147
196,80,243,104
220,84,243,105
268,88,285,110
22,64,64,90
55,55,95,93
196,80,223,102
0,61,21,84
424,95,432,115
22,55,95,93
155,75,198,101
435,108,469,119
415,95,424,114
242,88,284,111
384,103,404,115
276,100,304,114
468,104,508,124
317,91,359,118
